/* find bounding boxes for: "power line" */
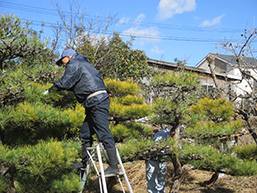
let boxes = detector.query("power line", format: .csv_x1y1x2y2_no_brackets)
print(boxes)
0,1,58,16
0,1,243,34
0,1,244,43
20,18,241,43
0,1,108,20
20,19,236,43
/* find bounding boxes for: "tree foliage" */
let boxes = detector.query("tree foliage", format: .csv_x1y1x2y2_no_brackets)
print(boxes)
150,71,203,131
77,32,150,81
147,70,257,192
0,139,81,193
0,59,153,192
0,14,47,70
1,12,257,193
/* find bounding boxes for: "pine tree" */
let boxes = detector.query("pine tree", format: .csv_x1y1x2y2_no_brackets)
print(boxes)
144,71,257,192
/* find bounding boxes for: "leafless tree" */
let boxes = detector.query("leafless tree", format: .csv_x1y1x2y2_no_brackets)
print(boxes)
212,28,257,143
50,0,118,53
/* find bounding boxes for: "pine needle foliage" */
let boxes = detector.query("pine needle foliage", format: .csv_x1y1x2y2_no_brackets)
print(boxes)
105,79,153,140
190,97,235,122
235,144,257,161
62,103,85,130
2,102,70,145
178,97,257,176
105,78,140,97
0,139,81,192
110,122,153,142
186,120,242,138
150,71,202,128
110,102,152,120
187,98,242,138
118,138,175,161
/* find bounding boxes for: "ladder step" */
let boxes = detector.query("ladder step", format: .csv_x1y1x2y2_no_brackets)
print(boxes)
80,145,133,193
103,172,125,178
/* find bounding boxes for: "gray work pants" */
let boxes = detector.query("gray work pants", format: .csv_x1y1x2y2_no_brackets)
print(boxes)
146,159,167,193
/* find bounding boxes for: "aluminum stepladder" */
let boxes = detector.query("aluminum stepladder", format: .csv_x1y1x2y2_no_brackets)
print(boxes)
79,145,133,193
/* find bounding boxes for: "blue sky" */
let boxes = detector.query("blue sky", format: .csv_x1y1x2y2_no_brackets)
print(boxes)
0,0,256,66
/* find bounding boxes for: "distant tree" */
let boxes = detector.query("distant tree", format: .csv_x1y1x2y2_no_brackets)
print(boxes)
211,28,257,143
51,0,117,50
78,32,150,81
51,1,151,82
0,14,46,70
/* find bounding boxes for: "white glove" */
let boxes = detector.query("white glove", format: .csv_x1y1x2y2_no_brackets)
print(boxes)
42,90,49,95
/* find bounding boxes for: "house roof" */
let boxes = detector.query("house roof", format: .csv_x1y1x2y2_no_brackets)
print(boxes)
196,53,257,68
214,53,257,66
147,58,239,81
147,58,206,73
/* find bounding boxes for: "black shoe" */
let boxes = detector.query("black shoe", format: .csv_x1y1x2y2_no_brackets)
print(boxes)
71,143,91,169
104,165,120,175
70,161,86,169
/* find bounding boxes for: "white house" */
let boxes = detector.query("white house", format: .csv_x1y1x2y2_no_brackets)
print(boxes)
147,57,239,94
195,53,257,98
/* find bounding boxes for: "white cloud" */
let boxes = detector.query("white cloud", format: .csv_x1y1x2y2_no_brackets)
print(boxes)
150,46,164,54
157,0,196,20
118,17,130,25
134,13,145,24
121,14,161,45
122,27,160,44
200,14,225,27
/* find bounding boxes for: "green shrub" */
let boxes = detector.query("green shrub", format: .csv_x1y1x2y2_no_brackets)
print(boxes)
235,144,257,161
0,139,81,193
2,102,70,145
110,122,153,142
105,78,140,97
50,173,81,193
0,176,10,192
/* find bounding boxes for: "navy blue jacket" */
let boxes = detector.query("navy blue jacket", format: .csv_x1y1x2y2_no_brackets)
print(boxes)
50,53,108,107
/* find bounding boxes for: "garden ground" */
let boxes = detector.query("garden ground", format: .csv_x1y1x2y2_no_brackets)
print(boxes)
83,160,257,193
83,133,257,193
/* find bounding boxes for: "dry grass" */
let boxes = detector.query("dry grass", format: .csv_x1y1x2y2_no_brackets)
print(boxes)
83,134,257,192
83,160,257,193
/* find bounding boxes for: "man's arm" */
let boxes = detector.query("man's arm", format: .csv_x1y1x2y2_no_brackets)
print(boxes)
50,65,82,91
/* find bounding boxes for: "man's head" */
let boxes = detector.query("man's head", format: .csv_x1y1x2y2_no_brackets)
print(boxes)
56,49,76,66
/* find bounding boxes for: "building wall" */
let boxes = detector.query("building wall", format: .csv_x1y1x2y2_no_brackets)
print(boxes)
199,75,231,94
197,60,209,71
214,59,227,73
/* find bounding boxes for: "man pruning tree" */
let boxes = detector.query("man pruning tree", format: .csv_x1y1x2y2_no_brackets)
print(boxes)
43,49,119,175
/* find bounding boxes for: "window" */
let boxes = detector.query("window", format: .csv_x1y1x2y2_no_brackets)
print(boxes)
202,83,215,92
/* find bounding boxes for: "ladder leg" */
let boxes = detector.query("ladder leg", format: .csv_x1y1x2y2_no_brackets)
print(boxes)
115,147,134,193
117,175,126,193
80,146,133,193
97,145,108,193
79,149,95,193
86,148,104,193
79,161,91,193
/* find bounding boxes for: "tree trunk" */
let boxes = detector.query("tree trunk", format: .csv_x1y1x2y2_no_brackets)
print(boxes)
169,153,182,193
206,53,221,98
0,60,3,70
237,109,257,144
203,171,219,186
